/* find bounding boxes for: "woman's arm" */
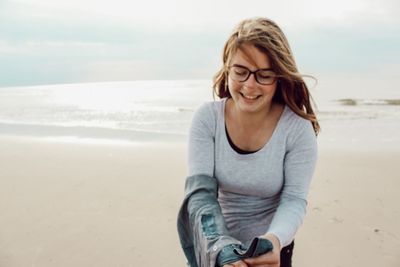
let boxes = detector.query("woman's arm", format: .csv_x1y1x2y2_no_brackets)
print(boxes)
266,119,318,248
188,102,216,177
241,120,317,266
181,102,243,266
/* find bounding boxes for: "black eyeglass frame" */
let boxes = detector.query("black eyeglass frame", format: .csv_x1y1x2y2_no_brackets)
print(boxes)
227,64,280,85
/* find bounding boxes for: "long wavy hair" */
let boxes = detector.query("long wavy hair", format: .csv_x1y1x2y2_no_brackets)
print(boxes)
213,17,320,135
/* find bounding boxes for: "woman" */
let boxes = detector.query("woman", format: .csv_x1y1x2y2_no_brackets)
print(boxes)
179,17,319,267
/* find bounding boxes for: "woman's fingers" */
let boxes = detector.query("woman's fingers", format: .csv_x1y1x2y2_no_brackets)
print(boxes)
243,252,280,267
224,260,249,267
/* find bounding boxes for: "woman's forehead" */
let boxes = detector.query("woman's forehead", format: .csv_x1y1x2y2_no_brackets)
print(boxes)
229,44,271,69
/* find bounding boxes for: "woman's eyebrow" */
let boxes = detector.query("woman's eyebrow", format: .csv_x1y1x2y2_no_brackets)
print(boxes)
231,63,273,71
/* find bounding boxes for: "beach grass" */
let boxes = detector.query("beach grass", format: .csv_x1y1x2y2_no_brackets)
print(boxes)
337,98,358,106
337,98,400,106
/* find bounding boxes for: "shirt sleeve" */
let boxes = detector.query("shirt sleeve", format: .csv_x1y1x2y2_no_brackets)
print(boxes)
188,102,216,177
267,118,318,247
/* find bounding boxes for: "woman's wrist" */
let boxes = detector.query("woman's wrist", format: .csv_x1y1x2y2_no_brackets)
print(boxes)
261,233,281,252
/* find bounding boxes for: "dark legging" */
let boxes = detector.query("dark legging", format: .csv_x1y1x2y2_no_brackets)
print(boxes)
280,241,295,267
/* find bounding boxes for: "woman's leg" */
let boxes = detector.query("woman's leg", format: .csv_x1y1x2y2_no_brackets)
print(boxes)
280,241,294,267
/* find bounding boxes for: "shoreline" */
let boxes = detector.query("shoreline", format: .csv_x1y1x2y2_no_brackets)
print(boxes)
0,122,187,144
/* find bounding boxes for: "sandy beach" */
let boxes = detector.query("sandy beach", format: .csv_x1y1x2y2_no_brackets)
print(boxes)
0,136,399,267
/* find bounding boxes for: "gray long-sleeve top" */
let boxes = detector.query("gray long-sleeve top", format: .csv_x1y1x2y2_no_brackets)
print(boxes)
188,98,318,247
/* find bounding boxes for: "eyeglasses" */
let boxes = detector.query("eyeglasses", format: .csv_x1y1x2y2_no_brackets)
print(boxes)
228,65,278,85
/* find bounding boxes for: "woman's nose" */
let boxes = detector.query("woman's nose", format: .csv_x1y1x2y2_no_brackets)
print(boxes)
243,73,257,88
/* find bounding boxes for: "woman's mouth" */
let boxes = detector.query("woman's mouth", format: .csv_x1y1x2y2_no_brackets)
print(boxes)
240,92,261,100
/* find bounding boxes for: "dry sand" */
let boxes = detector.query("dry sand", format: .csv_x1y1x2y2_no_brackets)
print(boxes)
0,137,399,267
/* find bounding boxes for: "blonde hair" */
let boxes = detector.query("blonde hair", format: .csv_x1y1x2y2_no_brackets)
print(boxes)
213,17,320,135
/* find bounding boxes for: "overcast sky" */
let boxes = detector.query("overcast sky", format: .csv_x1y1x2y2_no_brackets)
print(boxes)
0,0,399,87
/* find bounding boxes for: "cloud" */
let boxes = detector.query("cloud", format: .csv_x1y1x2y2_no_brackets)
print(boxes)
0,0,399,86
4,0,398,30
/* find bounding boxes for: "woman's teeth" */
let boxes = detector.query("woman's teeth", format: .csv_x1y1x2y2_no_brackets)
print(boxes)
241,93,259,100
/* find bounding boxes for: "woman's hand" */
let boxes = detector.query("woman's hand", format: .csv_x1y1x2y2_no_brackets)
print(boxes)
223,260,249,267
242,233,281,267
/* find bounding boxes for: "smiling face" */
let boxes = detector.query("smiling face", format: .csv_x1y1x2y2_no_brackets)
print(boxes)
227,43,278,115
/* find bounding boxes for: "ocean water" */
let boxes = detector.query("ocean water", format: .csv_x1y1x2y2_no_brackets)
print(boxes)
1,79,399,147
0,80,213,143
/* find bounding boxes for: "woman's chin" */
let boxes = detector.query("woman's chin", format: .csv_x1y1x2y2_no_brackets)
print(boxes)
237,101,263,114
